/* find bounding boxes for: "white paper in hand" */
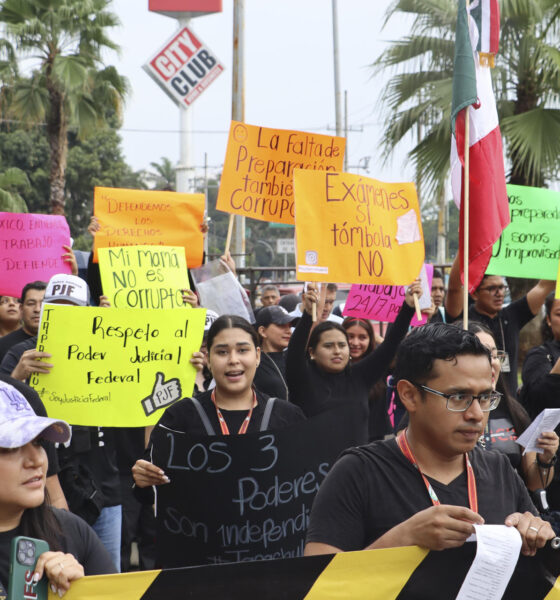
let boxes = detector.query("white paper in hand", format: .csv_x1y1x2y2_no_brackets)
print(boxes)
515,408,560,455
455,524,521,600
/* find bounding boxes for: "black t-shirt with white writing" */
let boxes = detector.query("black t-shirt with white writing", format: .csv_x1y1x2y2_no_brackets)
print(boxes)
480,402,521,471
306,437,536,552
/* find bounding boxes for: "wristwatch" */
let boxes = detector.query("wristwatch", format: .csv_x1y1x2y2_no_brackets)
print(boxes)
537,454,558,468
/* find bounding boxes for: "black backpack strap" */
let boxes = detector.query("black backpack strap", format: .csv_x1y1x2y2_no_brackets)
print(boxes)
191,397,216,436
260,397,276,431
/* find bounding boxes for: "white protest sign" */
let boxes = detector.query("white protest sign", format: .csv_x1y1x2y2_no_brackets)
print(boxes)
143,26,224,108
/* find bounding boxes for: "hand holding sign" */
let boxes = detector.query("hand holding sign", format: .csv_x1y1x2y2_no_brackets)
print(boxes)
142,372,182,417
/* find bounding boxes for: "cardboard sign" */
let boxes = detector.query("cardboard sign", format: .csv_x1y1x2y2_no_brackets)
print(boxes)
98,245,189,309
0,213,71,297
343,264,433,325
216,121,345,224
294,170,424,284
143,26,224,108
92,187,204,268
486,184,560,279
30,305,206,426
152,406,361,568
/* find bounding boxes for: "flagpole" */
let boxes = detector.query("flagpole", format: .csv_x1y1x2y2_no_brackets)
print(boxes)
462,0,471,331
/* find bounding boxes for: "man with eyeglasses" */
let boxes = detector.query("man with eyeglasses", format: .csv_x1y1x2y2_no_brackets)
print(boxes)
305,324,553,568
0,281,47,363
445,256,556,396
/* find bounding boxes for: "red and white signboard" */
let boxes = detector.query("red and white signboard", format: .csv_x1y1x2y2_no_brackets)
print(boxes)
143,26,224,108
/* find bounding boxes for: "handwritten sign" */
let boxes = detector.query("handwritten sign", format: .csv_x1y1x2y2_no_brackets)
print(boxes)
98,245,189,309
343,264,433,325
152,406,361,568
294,170,424,284
93,187,204,268
0,213,71,297
30,305,206,426
216,121,345,224
487,185,560,279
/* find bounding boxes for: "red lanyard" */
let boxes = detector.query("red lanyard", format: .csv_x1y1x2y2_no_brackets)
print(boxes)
396,429,478,513
211,390,257,435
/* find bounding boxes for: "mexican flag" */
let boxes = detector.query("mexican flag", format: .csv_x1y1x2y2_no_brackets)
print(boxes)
450,0,510,293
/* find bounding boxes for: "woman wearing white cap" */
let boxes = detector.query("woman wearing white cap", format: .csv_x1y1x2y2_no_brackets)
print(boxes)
0,381,116,597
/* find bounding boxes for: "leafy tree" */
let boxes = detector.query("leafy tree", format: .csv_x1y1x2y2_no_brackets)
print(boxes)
145,157,176,191
0,0,129,215
374,0,560,198
0,167,30,212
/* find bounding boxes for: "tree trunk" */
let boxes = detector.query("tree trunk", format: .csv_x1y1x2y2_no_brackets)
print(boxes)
46,83,67,216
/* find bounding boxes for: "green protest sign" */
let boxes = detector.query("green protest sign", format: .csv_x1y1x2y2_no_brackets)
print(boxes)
30,305,206,426
486,184,560,279
98,245,190,309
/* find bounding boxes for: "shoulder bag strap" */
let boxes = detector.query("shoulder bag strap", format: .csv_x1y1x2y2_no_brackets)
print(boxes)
260,397,276,431
190,397,216,436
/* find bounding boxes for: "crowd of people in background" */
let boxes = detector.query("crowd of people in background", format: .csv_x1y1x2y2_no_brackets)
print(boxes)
0,233,559,597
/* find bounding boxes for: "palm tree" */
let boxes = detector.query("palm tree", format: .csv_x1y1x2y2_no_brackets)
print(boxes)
0,0,128,215
374,0,560,198
0,167,30,212
145,157,176,191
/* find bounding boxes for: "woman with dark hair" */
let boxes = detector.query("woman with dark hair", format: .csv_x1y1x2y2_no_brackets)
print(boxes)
286,281,421,444
342,318,375,362
466,321,558,492
0,381,116,597
132,315,305,488
521,293,560,505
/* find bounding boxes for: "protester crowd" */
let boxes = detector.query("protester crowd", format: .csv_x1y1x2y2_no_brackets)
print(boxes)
0,228,559,597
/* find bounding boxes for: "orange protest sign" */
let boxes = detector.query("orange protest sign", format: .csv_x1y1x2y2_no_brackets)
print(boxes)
93,187,204,267
216,121,345,224
294,170,425,285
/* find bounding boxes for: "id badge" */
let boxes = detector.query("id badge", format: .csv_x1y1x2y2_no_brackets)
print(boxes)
501,352,511,373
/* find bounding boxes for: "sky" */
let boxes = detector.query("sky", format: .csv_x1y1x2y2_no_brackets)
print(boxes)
111,0,415,188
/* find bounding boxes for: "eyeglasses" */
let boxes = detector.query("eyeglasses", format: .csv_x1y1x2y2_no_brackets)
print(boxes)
0,297,19,305
411,382,501,412
478,284,508,295
491,350,507,364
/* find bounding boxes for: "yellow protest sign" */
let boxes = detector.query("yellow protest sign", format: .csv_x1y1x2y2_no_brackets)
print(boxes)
556,257,560,299
30,305,206,427
93,187,204,267
216,121,345,224
98,245,190,309
294,170,424,284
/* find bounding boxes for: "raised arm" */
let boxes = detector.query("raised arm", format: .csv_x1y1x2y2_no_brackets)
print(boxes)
444,254,463,319
526,280,556,315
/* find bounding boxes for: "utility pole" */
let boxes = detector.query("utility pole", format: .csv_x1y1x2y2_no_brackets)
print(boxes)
231,0,246,268
332,0,342,137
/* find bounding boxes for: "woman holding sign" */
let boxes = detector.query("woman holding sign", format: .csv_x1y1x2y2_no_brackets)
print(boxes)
286,281,422,444
132,315,305,489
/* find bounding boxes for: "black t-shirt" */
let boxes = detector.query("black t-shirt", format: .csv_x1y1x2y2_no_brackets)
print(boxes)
0,374,59,477
306,437,536,551
253,351,289,400
480,402,522,471
0,336,36,376
0,507,116,590
0,329,33,365
468,297,534,396
521,340,560,417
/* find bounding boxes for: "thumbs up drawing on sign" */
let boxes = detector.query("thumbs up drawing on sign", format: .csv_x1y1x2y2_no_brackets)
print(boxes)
142,371,182,416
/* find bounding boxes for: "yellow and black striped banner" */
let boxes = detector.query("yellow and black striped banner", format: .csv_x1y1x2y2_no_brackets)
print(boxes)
59,544,560,600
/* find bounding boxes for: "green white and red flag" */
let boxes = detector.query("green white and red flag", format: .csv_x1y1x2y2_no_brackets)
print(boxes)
450,0,509,293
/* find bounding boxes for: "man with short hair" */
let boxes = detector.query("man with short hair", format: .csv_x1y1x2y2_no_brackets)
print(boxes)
0,295,21,337
288,283,343,324
428,269,447,323
0,281,46,363
260,284,280,307
305,323,553,562
445,255,555,394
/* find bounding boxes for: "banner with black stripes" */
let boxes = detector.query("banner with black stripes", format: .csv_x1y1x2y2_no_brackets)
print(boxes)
62,544,560,599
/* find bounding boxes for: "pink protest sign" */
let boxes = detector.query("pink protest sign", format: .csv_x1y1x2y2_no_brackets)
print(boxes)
0,213,71,297
343,264,433,326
